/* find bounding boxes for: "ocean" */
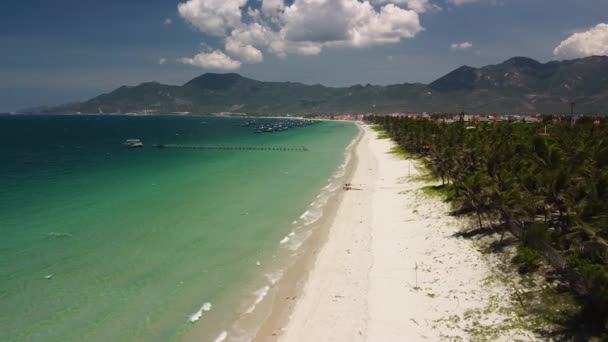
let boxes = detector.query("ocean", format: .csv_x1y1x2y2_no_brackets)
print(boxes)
0,115,358,341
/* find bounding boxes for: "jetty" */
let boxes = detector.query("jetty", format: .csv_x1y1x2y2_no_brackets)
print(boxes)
154,144,309,152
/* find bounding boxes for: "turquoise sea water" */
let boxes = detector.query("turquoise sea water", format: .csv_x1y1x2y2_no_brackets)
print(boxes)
0,115,357,341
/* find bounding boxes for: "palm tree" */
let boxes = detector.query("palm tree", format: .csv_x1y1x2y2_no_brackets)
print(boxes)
367,114,608,335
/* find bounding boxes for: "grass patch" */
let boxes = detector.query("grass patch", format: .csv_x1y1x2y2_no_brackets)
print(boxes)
370,125,390,139
437,270,578,341
389,145,413,159
413,173,440,183
513,245,544,273
370,125,385,132
421,185,449,200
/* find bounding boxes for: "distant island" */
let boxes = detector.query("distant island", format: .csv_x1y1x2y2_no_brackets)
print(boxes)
30,56,608,115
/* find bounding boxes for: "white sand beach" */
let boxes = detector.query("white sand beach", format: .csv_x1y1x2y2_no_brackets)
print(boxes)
259,124,533,341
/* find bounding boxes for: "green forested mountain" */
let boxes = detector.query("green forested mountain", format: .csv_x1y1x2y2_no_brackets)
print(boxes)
43,56,608,115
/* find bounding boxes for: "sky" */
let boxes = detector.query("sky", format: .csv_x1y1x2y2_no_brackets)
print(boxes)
1,0,607,112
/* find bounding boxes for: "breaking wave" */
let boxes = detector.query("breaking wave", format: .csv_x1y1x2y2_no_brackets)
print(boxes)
189,302,212,323
245,286,270,314
214,331,228,342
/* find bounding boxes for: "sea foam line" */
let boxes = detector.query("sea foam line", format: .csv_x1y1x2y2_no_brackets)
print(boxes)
265,270,284,285
290,135,355,233
189,302,212,323
298,207,323,226
245,286,271,314
214,331,228,342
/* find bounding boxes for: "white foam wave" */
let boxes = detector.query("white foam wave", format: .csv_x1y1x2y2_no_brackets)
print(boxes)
189,302,212,323
265,271,284,285
345,137,358,151
289,141,354,236
287,230,312,251
245,286,270,314
288,240,304,251
333,157,351,179
279,236,290,244
214,331,228,342
328,136,356,182
313,195,329,207
298,207,323,226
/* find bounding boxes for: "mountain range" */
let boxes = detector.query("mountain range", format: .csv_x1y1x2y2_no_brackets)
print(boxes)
40,56,608,115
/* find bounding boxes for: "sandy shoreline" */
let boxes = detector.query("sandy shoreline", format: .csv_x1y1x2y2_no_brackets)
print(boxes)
254,124,533,341
249,122,364,341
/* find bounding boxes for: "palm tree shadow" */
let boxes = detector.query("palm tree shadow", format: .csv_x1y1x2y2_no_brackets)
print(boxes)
540,306,607,341
453,226,495,239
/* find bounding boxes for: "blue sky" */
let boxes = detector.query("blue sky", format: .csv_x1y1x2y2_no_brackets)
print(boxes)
1,0,607,112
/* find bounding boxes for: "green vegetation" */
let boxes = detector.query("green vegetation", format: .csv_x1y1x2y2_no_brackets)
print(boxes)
370,125,385,132
41,56,608,115
513,245,544,272
369,115,608,339
389,145,413,158
371,125,390,139
421,185,449,200
412,173,439,183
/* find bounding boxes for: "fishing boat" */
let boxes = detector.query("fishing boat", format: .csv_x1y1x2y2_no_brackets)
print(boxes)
123,139,144,148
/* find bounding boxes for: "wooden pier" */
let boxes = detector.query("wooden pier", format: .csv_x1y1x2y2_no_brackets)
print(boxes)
154,144,309,152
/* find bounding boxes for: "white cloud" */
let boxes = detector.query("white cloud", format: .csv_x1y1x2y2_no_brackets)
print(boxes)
225,38,264,63
451,41,473,50
553,23,608,59
371,0,435,13
179,50,242,70
177,0,248,36
164,18,172,25
177,0,424,69
159,58,167,65
261,0,285,16
448,0,480,5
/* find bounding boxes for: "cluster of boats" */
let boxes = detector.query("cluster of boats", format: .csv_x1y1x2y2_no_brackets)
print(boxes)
241,119,319,134
123,119,320,148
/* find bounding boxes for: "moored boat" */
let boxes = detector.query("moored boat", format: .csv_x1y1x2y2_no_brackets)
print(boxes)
123,139,144,148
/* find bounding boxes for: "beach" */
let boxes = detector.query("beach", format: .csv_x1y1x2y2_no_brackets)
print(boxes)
257,124,531,341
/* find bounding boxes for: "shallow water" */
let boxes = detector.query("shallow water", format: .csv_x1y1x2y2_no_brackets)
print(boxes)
0,115,357,341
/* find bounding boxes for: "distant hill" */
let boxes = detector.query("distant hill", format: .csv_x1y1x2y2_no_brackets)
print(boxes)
41,56,608,115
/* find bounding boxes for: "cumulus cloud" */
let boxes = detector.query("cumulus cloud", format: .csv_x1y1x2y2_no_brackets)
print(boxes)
164,18,172,25
553,23,608,59
159,58,167,65
225,38,264,63
448,0,480,5
372,0,435,13
261,0,285,16
451,41,473,50
179,50,242,70
177,0,425,69
178,0,248,36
